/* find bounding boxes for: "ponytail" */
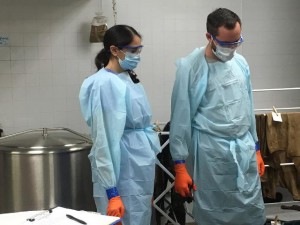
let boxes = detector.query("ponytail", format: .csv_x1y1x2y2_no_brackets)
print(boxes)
127,70,140,83
95,49,109,71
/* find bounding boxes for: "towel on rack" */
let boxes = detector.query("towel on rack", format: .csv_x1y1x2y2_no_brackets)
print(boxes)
272,150,300,201
256,114,279,200
286,113,300,157
266,113,289,153
267,112,300,156
265,112,300,201
261,163,279,200
256,114,269,156
286,112,300,184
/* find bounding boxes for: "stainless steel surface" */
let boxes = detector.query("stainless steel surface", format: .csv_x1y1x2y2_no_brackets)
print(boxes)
0,128,95,213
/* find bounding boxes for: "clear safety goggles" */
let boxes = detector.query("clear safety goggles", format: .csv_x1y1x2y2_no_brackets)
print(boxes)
118,45,143,54
211,35,244,48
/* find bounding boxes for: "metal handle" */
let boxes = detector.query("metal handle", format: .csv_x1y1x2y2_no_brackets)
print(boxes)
57,127,92,143
0,128,44,140
0,127,92,144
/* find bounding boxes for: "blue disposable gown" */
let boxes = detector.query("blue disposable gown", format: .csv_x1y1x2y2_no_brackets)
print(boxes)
170,47,266,225
79,68,161,225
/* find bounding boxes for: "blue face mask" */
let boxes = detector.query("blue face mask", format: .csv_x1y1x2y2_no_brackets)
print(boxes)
118,51,141,70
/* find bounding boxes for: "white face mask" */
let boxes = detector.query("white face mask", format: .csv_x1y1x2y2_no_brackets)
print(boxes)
212,44,236,62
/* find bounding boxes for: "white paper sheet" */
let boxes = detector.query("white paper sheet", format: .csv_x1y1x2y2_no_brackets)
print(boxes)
0,207,121,225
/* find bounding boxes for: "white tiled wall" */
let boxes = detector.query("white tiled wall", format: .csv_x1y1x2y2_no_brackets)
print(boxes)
0,0,299,135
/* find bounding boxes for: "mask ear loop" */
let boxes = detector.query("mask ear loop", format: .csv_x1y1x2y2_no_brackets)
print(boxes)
210,39,217,52
209,33,215,45
209,33,216,47
119,49,126,55
115,48,126,61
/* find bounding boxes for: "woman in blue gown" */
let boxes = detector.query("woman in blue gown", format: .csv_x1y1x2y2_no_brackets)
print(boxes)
79,25,160,225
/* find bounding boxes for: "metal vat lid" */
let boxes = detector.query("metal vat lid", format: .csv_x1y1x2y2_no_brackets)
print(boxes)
0,128,92,154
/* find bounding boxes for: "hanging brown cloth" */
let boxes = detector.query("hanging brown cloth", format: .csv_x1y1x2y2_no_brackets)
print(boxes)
272,150,300,200
266,112,300,201
266,113,289,154
286,113,300,157
90,24,108,43
256,114,278,200
256,114,269,156
286,113,300,188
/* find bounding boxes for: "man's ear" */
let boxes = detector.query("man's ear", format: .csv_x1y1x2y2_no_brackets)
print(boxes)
206,32,212,41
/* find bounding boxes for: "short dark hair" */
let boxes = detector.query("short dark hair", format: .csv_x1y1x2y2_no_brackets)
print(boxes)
206,8,241,36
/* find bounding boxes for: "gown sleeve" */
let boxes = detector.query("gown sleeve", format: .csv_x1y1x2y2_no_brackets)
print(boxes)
88,77,127,190
169,58,192,161
246,70,259,143
170,48,209,161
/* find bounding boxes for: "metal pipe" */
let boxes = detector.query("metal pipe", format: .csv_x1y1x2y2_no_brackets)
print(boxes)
253,87,300,92
265,162,295,167
254,107,300,111
0,127,92,145
158,131,169,135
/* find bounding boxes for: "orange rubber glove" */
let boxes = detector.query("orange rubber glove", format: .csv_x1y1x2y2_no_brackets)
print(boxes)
107,196,125,218
256,150,265,177
174,163,196,197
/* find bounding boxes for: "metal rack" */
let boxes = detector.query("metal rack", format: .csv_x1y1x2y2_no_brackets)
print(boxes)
153,128,179,225
153,87,300,224
253,87,300,167
253,87,300,112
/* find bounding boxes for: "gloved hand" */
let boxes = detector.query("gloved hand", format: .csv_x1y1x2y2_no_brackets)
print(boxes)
256,150,265,177
107,196,125,218
174,163,196,197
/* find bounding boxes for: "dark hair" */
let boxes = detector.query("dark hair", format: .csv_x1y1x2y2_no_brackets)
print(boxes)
206,8,241,36
95,24,141,83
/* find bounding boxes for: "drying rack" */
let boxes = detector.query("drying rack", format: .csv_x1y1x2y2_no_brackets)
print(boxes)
153,128,179,225
153,87,300,224
253,87,300,168
253,87,300,224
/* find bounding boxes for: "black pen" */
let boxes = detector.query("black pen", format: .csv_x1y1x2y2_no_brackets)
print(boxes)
66,214,87,224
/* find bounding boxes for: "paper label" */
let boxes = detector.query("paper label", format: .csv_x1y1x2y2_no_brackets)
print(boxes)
272,112,282,122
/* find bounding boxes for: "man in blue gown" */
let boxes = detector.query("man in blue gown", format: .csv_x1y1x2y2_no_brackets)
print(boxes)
169,8,266,225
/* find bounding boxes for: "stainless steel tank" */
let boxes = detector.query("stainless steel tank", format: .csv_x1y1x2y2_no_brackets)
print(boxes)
0,127,96,213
